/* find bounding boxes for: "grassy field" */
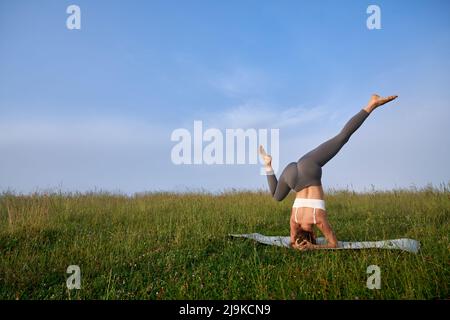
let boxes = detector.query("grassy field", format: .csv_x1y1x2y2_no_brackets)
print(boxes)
0,187,449,300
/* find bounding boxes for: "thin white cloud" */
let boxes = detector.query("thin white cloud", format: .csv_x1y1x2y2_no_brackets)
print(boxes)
206,101,331,129
209,67,270,98
0,117,168,147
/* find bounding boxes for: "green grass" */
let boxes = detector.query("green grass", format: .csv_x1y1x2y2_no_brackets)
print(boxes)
0,187,449,300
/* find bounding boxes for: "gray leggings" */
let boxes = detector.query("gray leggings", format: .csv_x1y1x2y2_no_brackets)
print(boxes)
267,109,370,201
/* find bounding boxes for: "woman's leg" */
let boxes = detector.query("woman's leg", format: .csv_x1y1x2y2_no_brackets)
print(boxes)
264,108,371,198
300,94,398,167
261,95,397,197
300,109,370,167
266,162,298,201
260,145,297,202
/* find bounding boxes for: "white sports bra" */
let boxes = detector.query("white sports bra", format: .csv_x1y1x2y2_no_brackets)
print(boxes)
292,198,326,225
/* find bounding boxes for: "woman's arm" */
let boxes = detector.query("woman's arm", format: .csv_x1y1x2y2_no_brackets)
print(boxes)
297,216,338,250
289,215,299,247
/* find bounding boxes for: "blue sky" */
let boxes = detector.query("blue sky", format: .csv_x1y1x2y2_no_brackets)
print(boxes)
1,0,450,194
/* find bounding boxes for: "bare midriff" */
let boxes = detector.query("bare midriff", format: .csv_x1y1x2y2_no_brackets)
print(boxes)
295,185,324,200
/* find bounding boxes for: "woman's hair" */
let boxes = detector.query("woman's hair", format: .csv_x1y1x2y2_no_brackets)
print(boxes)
294,226,316,245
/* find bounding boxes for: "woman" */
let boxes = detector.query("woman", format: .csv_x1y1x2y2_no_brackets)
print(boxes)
259,94,398,251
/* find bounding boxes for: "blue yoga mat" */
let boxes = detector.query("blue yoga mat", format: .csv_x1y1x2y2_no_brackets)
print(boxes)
229,233,420,253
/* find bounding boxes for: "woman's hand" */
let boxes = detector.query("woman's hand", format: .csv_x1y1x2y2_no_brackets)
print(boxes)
298,240,315,251
259,145,272,168
293,240,315,251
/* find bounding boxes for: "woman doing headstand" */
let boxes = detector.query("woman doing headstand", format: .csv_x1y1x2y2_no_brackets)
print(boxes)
259,94,398,251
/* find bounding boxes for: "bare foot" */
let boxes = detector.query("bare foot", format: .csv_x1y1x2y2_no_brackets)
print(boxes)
365,94,398,112
259,145,272,167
